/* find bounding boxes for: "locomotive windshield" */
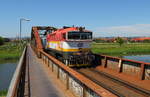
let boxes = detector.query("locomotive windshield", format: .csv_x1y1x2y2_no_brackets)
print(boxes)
68,31,92,40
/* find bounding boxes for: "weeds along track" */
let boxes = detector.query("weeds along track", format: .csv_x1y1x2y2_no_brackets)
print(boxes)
74,68,150,97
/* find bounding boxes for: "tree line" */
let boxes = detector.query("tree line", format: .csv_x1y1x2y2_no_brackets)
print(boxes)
0,36,10,45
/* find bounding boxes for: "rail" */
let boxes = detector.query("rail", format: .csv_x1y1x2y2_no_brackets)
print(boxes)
39,50,117,97
99,54,150,80
6,47,27,97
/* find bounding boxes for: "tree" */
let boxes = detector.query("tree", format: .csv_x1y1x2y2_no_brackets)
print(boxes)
0,36,4,45
116,37,124,46
4,38,10,42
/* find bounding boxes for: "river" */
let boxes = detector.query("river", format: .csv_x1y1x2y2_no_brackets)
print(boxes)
0,61,17,91
124,55,150,63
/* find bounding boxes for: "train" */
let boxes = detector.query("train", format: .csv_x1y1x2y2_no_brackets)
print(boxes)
31,26,95,67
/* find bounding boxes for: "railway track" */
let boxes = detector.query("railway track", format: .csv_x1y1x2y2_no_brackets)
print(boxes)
75,68,150,97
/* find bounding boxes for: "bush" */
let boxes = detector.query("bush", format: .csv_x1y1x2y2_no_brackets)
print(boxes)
0,36,4,45
4,38,10,42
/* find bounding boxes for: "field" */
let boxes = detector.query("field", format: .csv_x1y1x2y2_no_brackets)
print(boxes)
91,43,150,56
0,42,25,61
1,42,150,59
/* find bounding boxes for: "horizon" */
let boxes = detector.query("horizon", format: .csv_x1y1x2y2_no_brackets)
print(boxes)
4,35,150,39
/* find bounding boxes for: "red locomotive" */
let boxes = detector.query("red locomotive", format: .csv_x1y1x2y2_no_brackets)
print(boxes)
32,26,95,67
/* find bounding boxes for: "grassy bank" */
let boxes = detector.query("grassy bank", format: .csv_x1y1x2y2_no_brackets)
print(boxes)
91,43,150,56
0,42,25,61
0,90,7,97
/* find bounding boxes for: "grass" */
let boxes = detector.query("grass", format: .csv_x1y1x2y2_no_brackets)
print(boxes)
0,42,26,61
0,90,7,97
91,42,150,56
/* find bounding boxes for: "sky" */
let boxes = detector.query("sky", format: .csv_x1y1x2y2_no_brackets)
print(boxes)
0,0,150,38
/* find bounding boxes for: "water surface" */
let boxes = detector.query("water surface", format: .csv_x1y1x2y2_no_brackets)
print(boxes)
123,55,150,63
0,61,17,91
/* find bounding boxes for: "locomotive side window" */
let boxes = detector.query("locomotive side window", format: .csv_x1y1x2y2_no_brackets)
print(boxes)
68,31,92,40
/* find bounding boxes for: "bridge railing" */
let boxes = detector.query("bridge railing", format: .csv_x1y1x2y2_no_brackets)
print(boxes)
6,47,27,97
39,50,117,97
99,55,150,80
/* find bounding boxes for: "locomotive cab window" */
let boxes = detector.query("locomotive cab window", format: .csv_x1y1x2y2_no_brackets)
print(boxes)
68,31,92,40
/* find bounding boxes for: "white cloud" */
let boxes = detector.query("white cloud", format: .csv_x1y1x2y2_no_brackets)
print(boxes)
94,24,150,37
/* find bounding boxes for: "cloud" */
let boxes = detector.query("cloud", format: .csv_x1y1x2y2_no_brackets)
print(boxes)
94,24,150,37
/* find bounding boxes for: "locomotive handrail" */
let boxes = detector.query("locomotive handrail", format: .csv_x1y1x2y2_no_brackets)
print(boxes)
6,47,27,97
39,50,117,97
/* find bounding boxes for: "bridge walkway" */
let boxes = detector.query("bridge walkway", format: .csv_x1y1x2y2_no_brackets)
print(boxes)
24,45,68,97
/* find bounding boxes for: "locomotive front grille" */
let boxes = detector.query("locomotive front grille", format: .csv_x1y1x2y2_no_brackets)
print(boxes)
65,53,95,67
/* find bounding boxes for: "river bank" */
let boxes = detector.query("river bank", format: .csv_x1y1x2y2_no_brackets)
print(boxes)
0,42,25,61
92,43,150,56
0,42,25,97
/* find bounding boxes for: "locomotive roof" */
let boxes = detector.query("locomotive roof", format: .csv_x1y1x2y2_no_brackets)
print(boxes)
50,27,91,34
